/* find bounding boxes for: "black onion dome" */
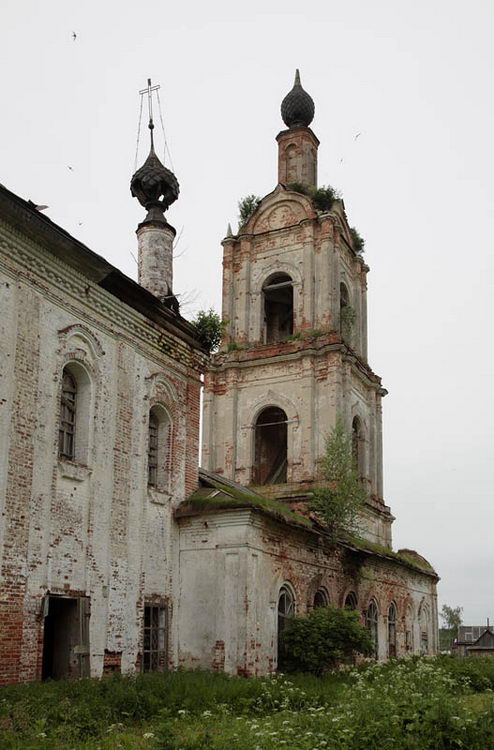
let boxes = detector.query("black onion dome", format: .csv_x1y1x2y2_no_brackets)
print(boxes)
281,69,315,128
130,146,179,212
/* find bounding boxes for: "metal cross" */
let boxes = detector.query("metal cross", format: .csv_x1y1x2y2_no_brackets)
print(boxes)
139,78,160,126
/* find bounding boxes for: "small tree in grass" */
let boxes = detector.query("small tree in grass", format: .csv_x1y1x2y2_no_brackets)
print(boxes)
440,604,463,649
310,416,367,545
281,605,374,674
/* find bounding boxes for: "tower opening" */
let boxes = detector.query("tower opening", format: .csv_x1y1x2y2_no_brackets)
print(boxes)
263,274,293,343
253,406,288,485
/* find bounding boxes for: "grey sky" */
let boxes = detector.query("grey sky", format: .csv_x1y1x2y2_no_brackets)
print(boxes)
2,0,493,624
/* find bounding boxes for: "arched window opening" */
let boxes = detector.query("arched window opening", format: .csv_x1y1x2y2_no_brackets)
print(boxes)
314,588,329,609
352,416,363,476
253,406,287,485
344,591,358,610
366,599,379,656
263,274,293,344
59,370,77,460
388,602,397,659
277,585,295,670
419,603,430,654
405,604,414,653
148,406,172,491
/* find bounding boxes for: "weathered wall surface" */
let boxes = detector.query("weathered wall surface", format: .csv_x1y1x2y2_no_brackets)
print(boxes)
0,221,203,684
177,509,438,675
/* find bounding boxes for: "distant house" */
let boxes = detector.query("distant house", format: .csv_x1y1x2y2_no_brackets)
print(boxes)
453,626,494,657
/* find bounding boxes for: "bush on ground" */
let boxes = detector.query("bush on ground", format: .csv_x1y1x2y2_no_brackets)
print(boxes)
281,605,373,674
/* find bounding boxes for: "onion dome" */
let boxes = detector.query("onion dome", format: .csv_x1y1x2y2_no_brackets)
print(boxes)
281,69,315,129
130,120,179,223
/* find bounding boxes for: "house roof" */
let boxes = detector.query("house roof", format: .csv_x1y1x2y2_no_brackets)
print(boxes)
456,626,492,644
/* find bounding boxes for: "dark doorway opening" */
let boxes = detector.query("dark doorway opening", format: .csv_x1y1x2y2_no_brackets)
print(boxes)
263,274,293,343
277,585,295,671
253,406,287,485
42,596,90,680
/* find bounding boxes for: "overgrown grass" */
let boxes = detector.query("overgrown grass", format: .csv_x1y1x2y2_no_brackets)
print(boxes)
2,658,494,749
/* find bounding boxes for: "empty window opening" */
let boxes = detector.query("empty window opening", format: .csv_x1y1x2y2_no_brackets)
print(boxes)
143,604,168,672
366,599,379,656
42,595,90,680
344,591,358,610
352,416,363,476
59,370,77,460
277,585,295,670
314,588,329,608
388,602,397,659
253,406,287,485
263,274,293,343
147,406,172,490
419,604,430,654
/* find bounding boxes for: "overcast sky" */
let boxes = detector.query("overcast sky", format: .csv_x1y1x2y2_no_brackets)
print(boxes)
2,0,493,625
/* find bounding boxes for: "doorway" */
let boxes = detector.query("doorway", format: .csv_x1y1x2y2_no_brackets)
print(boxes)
42,595,90,680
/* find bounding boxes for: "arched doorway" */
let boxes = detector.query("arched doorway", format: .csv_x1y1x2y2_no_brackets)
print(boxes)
253,406,287,484
388,602,397,658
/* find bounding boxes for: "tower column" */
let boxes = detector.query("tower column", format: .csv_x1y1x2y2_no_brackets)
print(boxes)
137,222,175,299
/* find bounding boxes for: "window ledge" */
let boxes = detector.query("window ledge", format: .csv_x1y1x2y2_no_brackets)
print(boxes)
148,487,171,505
57,459,92,482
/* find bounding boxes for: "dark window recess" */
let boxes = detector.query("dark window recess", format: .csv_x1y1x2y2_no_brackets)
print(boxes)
42,595,90,680
344,591,358,610
277,585,295,671
148,413,159,486
352,417,363,476
143,604,167,672
263,274,293,343
314,589,329,608
366,600,379,655
388,603,397,659
59,371,77,460
253,406,287,485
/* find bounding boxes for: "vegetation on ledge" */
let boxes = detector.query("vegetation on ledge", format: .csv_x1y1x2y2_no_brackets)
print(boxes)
287,182,341,211
344,534,437,575
185,476,311,529
237,194,261,229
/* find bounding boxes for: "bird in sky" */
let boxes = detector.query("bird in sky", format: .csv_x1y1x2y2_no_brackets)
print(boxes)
354,132,361,140
72,32,77,41
67,166,73,171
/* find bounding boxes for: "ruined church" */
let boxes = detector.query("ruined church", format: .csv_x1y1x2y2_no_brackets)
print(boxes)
0,73,438,685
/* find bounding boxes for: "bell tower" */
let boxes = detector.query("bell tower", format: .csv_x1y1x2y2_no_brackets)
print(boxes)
202,72,392,546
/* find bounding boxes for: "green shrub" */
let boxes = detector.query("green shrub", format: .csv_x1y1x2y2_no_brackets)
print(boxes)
191,309,226,354
281,605,373,674
237,195,261,228
287,182,340,212
350,226,365,255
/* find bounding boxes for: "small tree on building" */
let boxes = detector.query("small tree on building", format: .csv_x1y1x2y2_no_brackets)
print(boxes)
310,417,367,545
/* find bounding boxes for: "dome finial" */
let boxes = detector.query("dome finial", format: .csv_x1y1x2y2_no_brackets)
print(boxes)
281,69,315,129
131,79,179,225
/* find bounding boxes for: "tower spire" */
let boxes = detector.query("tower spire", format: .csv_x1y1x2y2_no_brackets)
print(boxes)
131,79,179,301
277,70,319,187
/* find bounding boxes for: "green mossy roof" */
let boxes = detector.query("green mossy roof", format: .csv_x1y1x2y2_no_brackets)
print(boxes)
343,535,437,577
182,472,311,529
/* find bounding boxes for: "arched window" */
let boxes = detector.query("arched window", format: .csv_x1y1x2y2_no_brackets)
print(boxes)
405,603,414,653
344,591,358,610
366,599,379,655
263,274,293,343
419,603,430,654
253,406,287,485
277,585,295,670
339,282,354,342
59,370,77,460
388,602,397,659
352,416,363,476
314,588,329,609
148,406,172,490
